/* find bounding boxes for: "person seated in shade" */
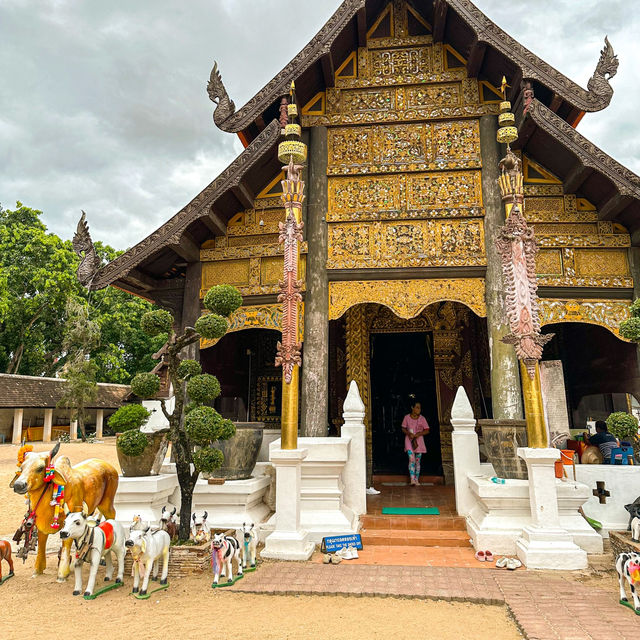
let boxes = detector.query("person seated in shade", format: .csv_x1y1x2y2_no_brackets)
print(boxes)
401,400,429,486
583,420,619,464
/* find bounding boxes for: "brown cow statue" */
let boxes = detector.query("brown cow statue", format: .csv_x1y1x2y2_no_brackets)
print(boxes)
10,442,119,581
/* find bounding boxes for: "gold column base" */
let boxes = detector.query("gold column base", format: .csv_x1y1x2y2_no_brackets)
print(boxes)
281,365,299,450
520,360,548,448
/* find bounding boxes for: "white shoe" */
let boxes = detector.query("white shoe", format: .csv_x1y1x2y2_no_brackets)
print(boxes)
335,546,350,559
347,544,359,559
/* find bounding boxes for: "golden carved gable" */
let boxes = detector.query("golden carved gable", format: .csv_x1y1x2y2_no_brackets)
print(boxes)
523,155,633,289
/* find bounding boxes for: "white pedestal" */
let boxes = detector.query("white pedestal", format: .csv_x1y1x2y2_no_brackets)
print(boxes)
515,448,587,570
516,525,588,570
192,474,271,530
261,448,314,560
114,473,179,524
466,476,602,555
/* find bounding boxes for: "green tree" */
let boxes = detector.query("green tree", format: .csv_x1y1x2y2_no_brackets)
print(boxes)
0,203,79,375
57,299,100,441
0,203,163,383
130,285,243,541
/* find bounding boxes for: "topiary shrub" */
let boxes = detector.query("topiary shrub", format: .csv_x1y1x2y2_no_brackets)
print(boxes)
177,359,202,381
195,314,228,340
117,429,149,457
108,404,151,433
187,374,221,404
620,317,640,342
140,309,173,336
217,418,236,442
131,372,161,399
606,412,639,441
203,285,243,317
185,406,219,446
192,446,224,474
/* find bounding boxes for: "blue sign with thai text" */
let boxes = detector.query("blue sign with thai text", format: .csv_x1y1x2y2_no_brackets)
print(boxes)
321,533,363,552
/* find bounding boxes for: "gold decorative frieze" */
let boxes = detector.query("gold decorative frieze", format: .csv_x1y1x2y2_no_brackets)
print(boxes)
328,170,483,221
524,184,564,197
327,219,485,269
536,234,630,248
200,303,305,350
200,242,308,261
227,234,280,247
539,298,631,340
532,223,598,235
328,278,487,320
574,249,630,277
327,121,481,175
525,196,598,222
305,83,497,127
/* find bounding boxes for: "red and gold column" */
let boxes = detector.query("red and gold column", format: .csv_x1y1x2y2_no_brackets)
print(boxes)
275,83,307,450
495,79,552,448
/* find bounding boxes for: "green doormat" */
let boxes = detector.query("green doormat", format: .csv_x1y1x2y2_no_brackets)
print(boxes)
382,507,440,515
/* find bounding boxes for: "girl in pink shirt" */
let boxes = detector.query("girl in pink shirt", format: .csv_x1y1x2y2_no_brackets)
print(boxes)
401,401,429,486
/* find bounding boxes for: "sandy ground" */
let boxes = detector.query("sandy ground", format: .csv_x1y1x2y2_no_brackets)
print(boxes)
0,557,522,640
0,439,120,536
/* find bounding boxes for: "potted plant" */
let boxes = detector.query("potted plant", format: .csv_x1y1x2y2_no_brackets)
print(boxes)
606,411,640,461
109,403,168,476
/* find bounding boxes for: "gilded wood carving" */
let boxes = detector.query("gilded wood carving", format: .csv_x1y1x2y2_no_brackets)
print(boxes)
329,279,487,320
538,298,631,341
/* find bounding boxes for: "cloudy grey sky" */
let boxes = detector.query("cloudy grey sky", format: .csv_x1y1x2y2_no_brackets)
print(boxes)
1,0,638,249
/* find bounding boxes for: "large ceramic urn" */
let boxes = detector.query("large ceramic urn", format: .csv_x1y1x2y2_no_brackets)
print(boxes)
116,431,169,477
207,422,265,481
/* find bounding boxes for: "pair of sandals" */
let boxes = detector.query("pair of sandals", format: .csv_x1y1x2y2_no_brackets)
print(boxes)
496,557,522,570
475,550,494,562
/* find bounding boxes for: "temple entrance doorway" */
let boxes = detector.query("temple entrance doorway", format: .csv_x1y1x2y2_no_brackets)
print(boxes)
370,332,441,475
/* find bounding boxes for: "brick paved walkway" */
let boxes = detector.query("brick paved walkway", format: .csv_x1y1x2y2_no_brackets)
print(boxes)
230,563,639,640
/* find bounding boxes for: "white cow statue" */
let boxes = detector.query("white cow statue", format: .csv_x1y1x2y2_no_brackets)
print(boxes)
191,511,210,543
239,522,258,570
616,552,640,613
125,524,171,596
211,533,242,585
59,502,126,597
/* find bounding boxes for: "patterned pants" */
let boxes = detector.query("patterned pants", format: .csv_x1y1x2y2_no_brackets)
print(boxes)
407,450,422,482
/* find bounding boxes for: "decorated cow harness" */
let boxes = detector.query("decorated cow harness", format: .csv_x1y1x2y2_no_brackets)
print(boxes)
75,522,114,563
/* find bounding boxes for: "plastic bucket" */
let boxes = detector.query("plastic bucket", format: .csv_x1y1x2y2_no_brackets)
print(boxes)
554,460,564,478
560,450,575,465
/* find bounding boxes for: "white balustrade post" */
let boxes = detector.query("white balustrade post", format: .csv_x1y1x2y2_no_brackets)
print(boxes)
340,381,367,517
95,409,104,439
12,408,24,444
261,444,315,561
450,386,480,517
43,408,53,443
515,447,587,569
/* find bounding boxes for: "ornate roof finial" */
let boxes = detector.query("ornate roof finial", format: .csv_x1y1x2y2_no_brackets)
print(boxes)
587,36,619,104
72,211,101,289
278,81,307,180
207,61,236,128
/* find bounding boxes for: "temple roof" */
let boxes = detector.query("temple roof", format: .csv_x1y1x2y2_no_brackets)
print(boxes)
210,0,619,140
0,374,130,409
90,0,639,306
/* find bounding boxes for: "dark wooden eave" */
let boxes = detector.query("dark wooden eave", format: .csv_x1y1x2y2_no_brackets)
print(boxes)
91,119,281,301
212,0,618,137
514,99,640,236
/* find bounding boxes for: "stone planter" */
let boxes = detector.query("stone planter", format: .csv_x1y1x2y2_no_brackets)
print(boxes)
117,431,169,477
478,419,528,480
205,422,264,481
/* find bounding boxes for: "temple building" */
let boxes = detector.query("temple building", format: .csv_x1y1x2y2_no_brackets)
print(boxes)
93,0,640,482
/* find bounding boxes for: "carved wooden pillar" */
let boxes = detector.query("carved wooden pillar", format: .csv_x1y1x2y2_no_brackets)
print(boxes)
480,114,523,419
433,327,461,484
345,305,372,481
301,126,329,436
182,262,202,361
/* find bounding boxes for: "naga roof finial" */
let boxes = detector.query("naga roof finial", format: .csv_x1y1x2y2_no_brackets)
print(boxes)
207,61,236,128
73,211,101,289
587,36,619,103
